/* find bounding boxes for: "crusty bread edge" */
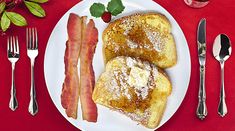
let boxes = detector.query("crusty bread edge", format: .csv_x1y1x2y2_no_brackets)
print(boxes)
102,12,172,42
102,12,178,68
92,57,173,129
144,68,172,128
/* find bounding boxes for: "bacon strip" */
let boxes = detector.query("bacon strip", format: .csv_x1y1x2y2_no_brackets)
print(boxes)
61,13,82,119
80,19,98,122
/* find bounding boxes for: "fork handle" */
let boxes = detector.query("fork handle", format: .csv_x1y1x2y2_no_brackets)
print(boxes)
196,65,207,120
9,63,18,111
28,61,38,116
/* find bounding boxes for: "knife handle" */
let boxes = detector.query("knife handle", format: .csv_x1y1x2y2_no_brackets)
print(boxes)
196,65,208,120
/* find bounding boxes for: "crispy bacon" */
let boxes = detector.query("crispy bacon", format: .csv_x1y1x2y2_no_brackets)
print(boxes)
80,19,98,122
61,13,82,119
61,13,98,121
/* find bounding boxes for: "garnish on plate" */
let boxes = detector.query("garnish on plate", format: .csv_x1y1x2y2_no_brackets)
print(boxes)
89,0,125,23
89,3,105,18
107,0,125,16
101,11,111,23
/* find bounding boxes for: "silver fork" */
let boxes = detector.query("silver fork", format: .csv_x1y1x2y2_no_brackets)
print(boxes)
26,27,39,116
7,36,19,111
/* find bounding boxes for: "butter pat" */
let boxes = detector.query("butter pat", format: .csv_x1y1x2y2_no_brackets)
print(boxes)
128,66,150,89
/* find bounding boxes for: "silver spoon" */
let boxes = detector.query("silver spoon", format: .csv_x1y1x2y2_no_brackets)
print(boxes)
212,34,232,117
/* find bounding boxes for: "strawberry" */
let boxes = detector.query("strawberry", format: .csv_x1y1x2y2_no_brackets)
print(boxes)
101,12,112,23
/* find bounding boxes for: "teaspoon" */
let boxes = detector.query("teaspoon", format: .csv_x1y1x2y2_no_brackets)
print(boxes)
212,34,232,117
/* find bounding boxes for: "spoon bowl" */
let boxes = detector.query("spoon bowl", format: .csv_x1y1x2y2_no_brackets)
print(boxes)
213,34,232,62
212,34,232,117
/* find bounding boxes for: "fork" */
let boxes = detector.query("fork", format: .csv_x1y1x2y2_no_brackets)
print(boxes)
26,27,39,116
7,36,19,111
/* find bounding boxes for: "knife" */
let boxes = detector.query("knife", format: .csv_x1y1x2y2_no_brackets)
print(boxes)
196,18,208,120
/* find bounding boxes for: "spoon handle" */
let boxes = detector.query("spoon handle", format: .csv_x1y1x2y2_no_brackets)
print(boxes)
218,61,227,117
196,65,208,120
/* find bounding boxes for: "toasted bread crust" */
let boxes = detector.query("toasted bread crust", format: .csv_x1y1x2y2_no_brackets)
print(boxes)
102,12,177,69
92,56,172,128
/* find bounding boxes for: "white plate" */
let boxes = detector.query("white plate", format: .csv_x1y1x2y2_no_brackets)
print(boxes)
44,0,191,131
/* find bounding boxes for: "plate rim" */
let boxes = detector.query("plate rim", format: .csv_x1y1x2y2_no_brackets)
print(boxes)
43,0,191,130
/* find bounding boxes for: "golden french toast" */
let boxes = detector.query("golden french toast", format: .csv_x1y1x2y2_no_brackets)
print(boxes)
92,56,172,128
103,13,177,68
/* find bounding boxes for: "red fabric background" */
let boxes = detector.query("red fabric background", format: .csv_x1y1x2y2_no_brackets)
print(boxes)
0,0,234,130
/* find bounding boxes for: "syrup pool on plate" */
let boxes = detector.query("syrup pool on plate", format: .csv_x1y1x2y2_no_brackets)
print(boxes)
184,0,209,8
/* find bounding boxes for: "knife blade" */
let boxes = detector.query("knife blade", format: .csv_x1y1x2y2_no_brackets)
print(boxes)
196,18,208,120
198,18,206,64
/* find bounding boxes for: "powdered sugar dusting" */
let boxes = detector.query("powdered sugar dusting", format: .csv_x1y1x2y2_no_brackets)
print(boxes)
114,45,120,52
152,65,158,80
126,57,136,67
143,61,151,71
121,18,134,36
126,39,138,49
135,86,149,99
103,57,159,123
126,57,158,100
105,57,158,101
143,44,150,49
125,109,151,124
111,67,130,100
144,29,165,52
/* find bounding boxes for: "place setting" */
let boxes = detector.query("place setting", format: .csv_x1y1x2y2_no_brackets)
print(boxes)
44,0,232,130
0,0,233,130
196,19,232,120
6,27,39,116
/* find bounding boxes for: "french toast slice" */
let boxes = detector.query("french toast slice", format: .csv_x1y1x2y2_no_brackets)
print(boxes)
92,56,172,128
103,13,177,68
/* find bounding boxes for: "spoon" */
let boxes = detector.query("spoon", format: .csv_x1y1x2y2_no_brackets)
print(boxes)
212,34,232,117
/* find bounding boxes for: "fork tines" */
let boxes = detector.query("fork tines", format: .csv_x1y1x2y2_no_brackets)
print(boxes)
7,35,20,111
26,28,38,50
26,27,39,115
7,36,19,57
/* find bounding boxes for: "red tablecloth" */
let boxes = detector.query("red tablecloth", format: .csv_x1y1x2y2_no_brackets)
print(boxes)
0,0,234,130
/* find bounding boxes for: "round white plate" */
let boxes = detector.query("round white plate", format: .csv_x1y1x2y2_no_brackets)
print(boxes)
44,0,191,131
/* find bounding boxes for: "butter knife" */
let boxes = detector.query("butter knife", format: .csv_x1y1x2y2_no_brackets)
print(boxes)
196,18,208,120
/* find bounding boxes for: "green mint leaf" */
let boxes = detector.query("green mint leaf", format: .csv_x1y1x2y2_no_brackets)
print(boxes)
0,2,6,14
1,12,10,32
5,11,27,26
90,3,105,18
24,1,46,17
107,0,125,16
29,0,49,4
